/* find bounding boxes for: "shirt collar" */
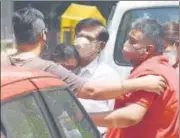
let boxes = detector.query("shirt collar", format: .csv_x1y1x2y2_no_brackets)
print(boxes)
80,57,99,76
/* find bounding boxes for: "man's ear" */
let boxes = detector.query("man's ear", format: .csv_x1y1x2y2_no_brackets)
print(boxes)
146,45,155,55
40,31,47,42
99,41,106,51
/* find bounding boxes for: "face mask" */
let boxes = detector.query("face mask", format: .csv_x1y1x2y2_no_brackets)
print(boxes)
80,45,100,59
163,51,177,66
75,37,100,61
122,43,147,65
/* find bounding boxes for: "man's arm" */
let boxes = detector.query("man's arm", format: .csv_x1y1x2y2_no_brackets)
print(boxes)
88,89,157,128
77,75,166,100
48,63,165,99
48,63,86,93
89,103,148,128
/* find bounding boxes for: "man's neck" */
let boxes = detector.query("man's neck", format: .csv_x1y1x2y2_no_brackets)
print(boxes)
15,44,41,57
80,60,90,67
81,57,98,67
132,54,156,68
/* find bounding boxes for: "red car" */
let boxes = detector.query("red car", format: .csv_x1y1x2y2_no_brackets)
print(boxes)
1,66,101,138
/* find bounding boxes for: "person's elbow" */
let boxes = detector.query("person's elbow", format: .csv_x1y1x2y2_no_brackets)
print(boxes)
87,88,103,100
77,83,101,99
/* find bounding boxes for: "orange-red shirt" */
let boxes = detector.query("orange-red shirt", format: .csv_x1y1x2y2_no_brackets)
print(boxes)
106,56,179,138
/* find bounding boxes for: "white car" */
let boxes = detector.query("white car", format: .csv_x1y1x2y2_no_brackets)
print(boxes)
100,1,179,80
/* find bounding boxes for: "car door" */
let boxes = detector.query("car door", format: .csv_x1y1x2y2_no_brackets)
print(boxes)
39,86,101,138
1,92,52,138
1,86,101,138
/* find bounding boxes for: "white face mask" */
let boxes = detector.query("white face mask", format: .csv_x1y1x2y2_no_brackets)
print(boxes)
163,51,177,66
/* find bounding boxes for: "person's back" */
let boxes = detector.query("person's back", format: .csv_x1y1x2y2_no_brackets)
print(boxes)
9,6,85,93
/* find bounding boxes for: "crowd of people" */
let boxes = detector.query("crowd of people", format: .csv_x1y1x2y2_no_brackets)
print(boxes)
2,6,179,138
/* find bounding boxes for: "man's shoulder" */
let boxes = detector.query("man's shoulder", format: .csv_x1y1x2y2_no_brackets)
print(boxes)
35,57,54,64
30,57,55,66
22,57,57,71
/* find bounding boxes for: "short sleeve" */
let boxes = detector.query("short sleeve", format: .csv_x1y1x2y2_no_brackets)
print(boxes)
47,63,86,93
127,70,160,109
126,91,157,109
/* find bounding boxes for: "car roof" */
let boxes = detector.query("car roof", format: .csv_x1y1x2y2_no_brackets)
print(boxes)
1,66,65,101
117,1,178,9
1,66,62,86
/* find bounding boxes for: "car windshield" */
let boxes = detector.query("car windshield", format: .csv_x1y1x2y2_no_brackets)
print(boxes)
1,87,100,138
114,7,179,66
40,87,100,138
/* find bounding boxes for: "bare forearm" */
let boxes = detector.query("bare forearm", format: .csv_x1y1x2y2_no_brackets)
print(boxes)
89,104,146,128
77,76,163,100
89,109,139,128
77,82,125,100
77,79,142,100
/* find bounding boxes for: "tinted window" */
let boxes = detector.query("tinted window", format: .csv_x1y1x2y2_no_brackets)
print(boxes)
41,87,101,138
1,94,51,138
114,7,179,66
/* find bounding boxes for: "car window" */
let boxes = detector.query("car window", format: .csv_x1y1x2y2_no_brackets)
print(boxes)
114,7,179,66
40,87,101,138
1,94,51,138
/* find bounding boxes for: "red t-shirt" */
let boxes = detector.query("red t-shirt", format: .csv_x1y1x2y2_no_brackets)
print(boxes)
106,56,179,138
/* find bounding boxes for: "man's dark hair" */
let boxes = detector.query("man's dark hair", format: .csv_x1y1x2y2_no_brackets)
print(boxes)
132,18,164,54
51,43,80,64
12,7,45,45
75,18,109,43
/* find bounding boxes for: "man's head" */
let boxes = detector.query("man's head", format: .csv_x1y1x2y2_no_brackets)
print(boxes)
122,18,164,66
163,22,179,67
163,22,179,51
74,18,109,66
51,43,80,73
12,7,47,54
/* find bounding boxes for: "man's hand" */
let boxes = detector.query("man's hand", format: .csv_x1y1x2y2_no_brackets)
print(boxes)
77,75,166,100
135,75,166,95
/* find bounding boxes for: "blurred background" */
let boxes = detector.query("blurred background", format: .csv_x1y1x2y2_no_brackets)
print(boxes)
1,0,118,56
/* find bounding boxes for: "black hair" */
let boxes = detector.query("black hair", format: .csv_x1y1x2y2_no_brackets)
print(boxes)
75,18,109,43
12,7,45,45
132,18,164,54
51,43,80,64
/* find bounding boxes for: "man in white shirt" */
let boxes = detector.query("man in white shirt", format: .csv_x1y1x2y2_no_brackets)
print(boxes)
74,18,120,135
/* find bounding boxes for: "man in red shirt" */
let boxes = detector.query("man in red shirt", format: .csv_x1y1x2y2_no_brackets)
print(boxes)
88,18,179,138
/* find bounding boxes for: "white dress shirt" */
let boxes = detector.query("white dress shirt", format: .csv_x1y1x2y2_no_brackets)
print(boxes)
78,57,121,134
